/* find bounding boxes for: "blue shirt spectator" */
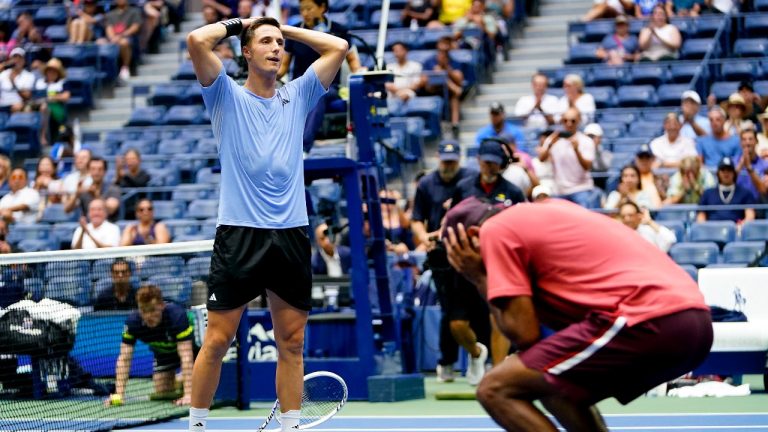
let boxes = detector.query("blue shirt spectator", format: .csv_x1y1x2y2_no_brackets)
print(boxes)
475,102,526,148
696,134,740,167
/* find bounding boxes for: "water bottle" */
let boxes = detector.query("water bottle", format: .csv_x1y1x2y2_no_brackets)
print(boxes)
345,128,358,160
410,19,418,32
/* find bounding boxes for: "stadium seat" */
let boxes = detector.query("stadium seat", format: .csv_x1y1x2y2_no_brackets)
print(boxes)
670,17,694,38
50,222,79,249
756,0,768,10
163,105,206,125
350,29,379,51
195,167,221,185
0,131,15,157
582,19,614,43
5,112,41,156
6,224,49,245
628,120,661,137
200,222,217,239
186,256,211,280
148,275,192,306
152,200,186,220
147,166,181,186
64,66,97,109
705,262,748,268
45,260,90,281
688,221,737,246
164,218,201,239
691,16,722,37
17,239,54,252
585,86,616,109
616,85,657,107
659,220,686,242
91,259,137,282
598,111,636,124
97,43,120,82
566,43,601,64
83,140,117,157
679,264,698,281
743,15,768,37
599,122,625,139
552,67,588,87
656,84,691,107
46,274,91,306
722,241,765,264
670,63,703,83
629,64,668,86
174,61,197,80
404,96,444,139
680,38,716,60
187,199,219,219
709,81,740,103
734,38,768,58
370,8,403,28
52,44,98,68
43,24,69,43
157,138,194,156
150,83,189,107
119,139,157,155
417,27,454,49
34,5,67,27
669,242,720,268
142,256,186,279
183,84,204,105
655,204,698,222
754,79,768,96
587,66,627,87
126,106,167,127
740,219,768,241
40,204,77,224
24,277,44,301
721,60,760,82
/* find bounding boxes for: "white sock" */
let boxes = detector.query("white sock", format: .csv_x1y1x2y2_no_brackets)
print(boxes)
280,410,301,430
189,407,209,431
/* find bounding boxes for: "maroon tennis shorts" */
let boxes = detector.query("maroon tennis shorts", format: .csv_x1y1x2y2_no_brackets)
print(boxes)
519,308,713,405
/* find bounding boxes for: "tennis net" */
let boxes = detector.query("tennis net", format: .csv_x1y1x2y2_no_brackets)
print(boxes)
0,240,244,431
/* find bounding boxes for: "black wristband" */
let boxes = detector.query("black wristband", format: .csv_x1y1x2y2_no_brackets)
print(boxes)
220,18,243,38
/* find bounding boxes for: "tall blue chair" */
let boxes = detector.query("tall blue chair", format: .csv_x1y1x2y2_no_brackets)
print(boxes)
669,242,720,268
5,112,41,156
740,219,768,241
616,85,657,107
722,241,765,264
64,66,97,109
688,221,737,247
734,38,768,58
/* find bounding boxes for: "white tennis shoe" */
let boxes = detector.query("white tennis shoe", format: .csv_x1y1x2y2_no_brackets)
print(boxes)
466,342,488,386
436,364,455,383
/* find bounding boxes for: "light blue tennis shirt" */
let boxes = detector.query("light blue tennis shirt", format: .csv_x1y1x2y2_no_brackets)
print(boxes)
201,65,326,228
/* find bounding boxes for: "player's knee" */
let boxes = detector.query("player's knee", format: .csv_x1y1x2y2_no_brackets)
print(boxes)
476,373,504,408
202,332,233,358
276,332,304,358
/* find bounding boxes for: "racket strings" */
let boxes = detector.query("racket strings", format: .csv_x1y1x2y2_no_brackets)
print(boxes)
299,377,346,425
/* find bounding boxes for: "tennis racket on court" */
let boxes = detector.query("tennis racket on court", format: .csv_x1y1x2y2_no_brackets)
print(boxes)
257,371,348,431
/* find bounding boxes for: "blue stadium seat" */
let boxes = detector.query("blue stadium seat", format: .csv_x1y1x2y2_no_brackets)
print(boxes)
0,131,15,157
691,16,723,37
350,29,379,51
164,218,201,238
566,43,601,64
598,111,636,124
40,203,77,224
740,219,768,241
50,222,79,249
655,204,698,222
147,166,181,186
688,221,737,246
179,129,213,141
734,38,768,58
97,43,120,82
195,167,221,185
616,85,657,107
141,256,186,279
174,61,197,80
720,60,760,82
754,79,768,96
670,63,703,83
656,84,691,107
104,130,139,144
163,105,205,125
628,120,661,136
17,238,54,252
722,241,764,264
119,139,157,155
370,8,403,28
5,112,41,156
709,81,740,103
172,185,211,203
51,44,98,68
34,5,67,27
46,274,91,306
629,64,668,86
200,221,217,238
756,0,768,11
158,138,194,156
680,38,716,60
150,84,190,107
659,220,686,242
599,122,625,139
64,66,97,109
82,140,117,157
43,24,69,43
587,66,627,87
670,17,694,38
417,27,454,49
187,199,219,219
148,275,192,305
45,261,90,281
186,256,211,280
669,242,720,267
404,96,444,139
183,84,204,105
679,264,698,281
24,277,44,301
582,19,614,43
585,86,616,108
551,67,588,87
743,14,768,37
152,200,186,220
126,106,167,127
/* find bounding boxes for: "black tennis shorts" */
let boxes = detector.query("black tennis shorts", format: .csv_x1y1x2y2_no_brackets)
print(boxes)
207,225,312,311
154,352,181,374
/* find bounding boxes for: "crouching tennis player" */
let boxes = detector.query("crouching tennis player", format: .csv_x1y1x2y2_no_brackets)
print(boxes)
443,196,713,432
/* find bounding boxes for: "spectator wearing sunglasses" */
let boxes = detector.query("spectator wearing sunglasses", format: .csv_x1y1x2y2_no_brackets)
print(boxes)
0,168,40,224
120,199,171,246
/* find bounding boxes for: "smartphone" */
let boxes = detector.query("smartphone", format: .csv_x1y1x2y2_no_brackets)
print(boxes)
559,130,574,139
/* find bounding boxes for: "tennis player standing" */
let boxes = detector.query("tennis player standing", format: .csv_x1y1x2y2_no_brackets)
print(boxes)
186,17,348,432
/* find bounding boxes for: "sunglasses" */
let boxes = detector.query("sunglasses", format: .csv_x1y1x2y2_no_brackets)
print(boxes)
137,207,153,212
562,118,578,124
10,174,24,180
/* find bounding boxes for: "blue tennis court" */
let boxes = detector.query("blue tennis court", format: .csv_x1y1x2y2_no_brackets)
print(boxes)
127,413,768,431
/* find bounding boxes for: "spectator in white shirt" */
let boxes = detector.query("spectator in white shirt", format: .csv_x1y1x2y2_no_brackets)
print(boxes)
0,168,40,224
0,47,35,112
618,200,677,253
650,112,698,168
71,198,121,249
556,74,595,125
385,41,423,116
62,148,93,195
513,72,559,129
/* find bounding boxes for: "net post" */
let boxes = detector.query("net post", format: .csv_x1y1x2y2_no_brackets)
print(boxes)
235,312,251,410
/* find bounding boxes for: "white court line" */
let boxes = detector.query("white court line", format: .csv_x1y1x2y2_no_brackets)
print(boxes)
199,413,768,420
122,429,504,432
607,427,768,431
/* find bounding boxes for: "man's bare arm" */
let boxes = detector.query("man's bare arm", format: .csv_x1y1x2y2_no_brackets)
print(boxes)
280,25,348,89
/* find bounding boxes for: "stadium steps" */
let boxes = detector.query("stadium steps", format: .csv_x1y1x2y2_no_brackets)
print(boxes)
78,16,204,132
456,0,591,135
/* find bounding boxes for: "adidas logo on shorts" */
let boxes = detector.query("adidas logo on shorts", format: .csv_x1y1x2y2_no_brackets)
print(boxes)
193,422,204,427
209,293,217,301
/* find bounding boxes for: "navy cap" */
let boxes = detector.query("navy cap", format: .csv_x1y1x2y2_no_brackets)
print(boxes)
489,101,504,114
718,157,736,171
478,139,506,165
439,140,461,161
441,197,504,240
636,144,653,157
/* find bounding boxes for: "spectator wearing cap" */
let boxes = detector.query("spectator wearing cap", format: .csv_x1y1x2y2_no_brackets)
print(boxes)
679,90,711,139
475,102,525,148
735,129,768,201
618,199,677,253
583,123,612,189
604,164,656,210
35,58,70,146
311,222,352,276
452,138,526,209
531,184,551,202
595,15,639,66
638,4,682,62
385,42,423,117
722,93,751,136
104,0,143,83
649,112,698,169
697,157,756,223
0,47,35,113
556,74,595,125
635,144,665,207
538,107,599,208
664,155,716,205
513,73,559,129
696,107,741,167
0,168,40,224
